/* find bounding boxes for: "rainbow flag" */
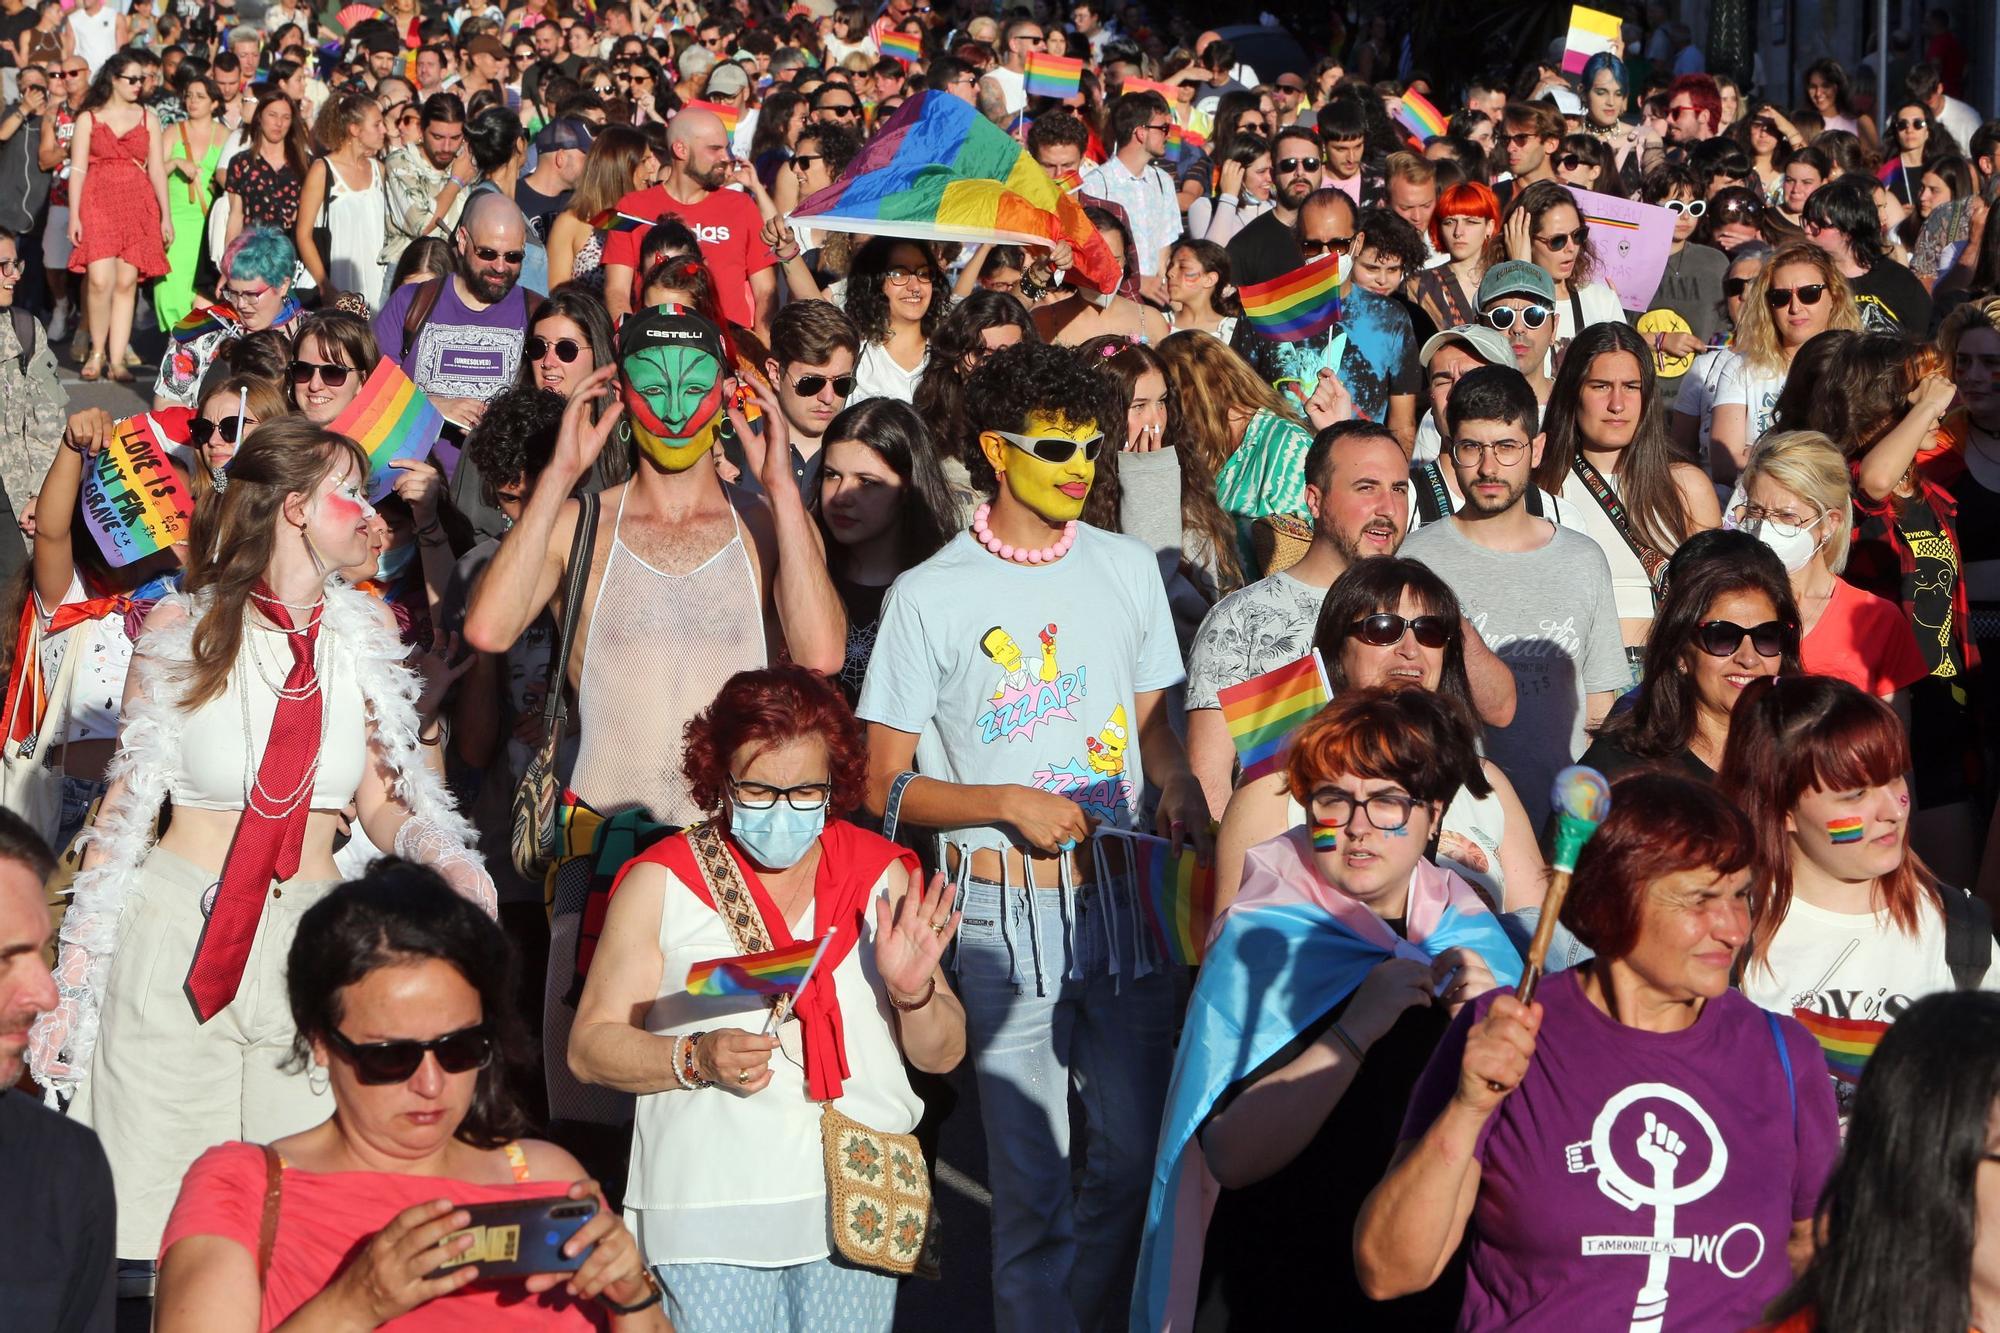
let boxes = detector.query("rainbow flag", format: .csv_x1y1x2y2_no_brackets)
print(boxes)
1393,89,1448,141
1024,51,1084,101
1118,76,1179,101
879,29,922,64
1130,834,1214,966
1238,256,1344,342
591,209,650,235
686,936,822,997
793,91,1121,295
1791,1006,1886,1084
1826,817,1866,844
683,99,741,137
1216,650,1331,782
80,415,192,567
1165,122,1207,159
330,356,446,502
1561,3,1624,77
172,303,234,345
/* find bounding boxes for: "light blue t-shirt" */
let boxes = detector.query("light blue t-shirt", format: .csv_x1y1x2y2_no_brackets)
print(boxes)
856,525,1185,853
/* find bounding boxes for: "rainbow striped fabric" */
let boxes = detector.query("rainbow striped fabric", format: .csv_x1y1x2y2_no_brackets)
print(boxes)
590,209,650,235
879,30,922,64
1117,76,1179,101
1237,257,1344,342
686,936,823,997
1165,121,1208,160
1791,1006,1885,1084
80,416,193,567
1024,51,1084,100
793,91,1122,295
1216,651,1332,782
172,303,234,345
683,99,741,136
1393,89,1448,141
1131,834,1214,967
328,356,446,502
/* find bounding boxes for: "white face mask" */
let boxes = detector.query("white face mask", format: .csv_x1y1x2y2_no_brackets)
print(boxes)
1751,519,1829,572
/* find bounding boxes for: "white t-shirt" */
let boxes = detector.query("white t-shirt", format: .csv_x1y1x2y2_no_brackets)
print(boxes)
1713,351,1788,447
984,64,1027,116
848,339,926,405
1674,347,1733,470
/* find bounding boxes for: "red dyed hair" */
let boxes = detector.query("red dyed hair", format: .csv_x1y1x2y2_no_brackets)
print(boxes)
1428,180,1503,255
1284,687,1480,810
680,666,869,820
1562,772,1757,960
1717,675,1935,968
1667,74,1722,136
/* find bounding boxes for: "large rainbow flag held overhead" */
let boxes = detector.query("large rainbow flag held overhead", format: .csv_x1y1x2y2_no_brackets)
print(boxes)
329,356,446,502
686,937,823,997
1216,650,1332,782
792,90,1122,295
1237,256,1345,342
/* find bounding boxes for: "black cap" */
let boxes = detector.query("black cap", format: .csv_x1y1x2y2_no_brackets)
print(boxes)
617,302,728,369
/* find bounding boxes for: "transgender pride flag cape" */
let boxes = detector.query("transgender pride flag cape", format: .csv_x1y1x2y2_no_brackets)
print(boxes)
1130,829,1521,1332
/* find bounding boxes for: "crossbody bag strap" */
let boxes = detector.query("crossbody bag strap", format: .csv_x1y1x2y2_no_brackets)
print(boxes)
685,822,793,1025
23,622,82,762
1570,453,1669,603
1416,459,1452,524
540,493,600,739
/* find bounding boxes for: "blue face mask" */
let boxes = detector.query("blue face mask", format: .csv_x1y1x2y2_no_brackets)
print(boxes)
375,541,417,584
729,798,826,869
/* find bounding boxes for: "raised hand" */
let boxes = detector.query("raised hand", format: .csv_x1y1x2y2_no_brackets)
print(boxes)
550,364,624,482
874,870,960,1002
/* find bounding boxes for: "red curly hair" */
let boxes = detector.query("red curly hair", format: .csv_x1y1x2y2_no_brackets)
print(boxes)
680,666,869,821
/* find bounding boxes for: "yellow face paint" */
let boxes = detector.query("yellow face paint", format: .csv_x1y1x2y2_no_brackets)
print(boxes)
980,410,1098,523
631,411,722,472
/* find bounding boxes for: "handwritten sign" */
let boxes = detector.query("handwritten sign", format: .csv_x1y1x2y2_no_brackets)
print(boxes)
1568,186,1677,312
81,415,192,566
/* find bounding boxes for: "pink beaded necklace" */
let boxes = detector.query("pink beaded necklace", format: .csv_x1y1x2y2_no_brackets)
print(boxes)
971,503,1077,565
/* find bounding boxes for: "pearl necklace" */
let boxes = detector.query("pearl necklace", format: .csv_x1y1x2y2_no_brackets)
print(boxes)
972,503,1077,565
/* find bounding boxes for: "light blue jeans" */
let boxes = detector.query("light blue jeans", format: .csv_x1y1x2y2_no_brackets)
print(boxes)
653,1258,894,1333
952,872,1175,1333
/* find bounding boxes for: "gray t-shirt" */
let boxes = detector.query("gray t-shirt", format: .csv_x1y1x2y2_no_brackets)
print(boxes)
1400,518,1629,826
1645,242,1730,346
1185,570,1327,712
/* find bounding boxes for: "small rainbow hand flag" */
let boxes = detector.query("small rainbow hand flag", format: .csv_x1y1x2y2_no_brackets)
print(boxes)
1117,76,1179,101
1393,89,1448,142
1165,122,1207,160
1560,3,1624,77
683,99,741,137
329,356,446,502
172,303,235,345
1791,1006,1886,1084
1024,51,1084,101
1216,650,1331,782
1130,833,1214,966
1238,256,1344,342
591,208,650,235
686,935,823,997
880,30,922,64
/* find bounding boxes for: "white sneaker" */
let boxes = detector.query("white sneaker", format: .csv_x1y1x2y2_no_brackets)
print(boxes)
46,302,67,344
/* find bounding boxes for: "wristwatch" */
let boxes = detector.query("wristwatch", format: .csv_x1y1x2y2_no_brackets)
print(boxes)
600,1264,665,1315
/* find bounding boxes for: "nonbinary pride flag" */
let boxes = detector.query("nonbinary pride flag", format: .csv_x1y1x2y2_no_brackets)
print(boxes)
1561,4,1624,77
329,356,446,502
1237,256,1344,342
793,90,1121,294
1216,650,1331,782
1024,51,1084,100
686,936,823,997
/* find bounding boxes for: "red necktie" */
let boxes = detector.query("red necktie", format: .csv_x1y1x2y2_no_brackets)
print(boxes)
184,594,323,1022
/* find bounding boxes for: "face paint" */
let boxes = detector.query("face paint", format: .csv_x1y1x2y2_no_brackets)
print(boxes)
1310,821,1339,851
1826,817,1865,843
622,342,725,472
319,479,374,527
1381,824,1410,838
987,410,1097,522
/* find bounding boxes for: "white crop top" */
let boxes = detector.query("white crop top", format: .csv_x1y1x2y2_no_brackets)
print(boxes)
168,619,371,811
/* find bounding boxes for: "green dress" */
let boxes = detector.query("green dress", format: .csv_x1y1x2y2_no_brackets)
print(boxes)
155,122,223,331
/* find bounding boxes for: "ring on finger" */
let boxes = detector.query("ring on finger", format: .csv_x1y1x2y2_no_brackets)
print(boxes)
737,1069,750,1084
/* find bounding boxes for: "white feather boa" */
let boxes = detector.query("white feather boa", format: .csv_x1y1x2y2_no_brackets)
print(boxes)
31,582,480,1098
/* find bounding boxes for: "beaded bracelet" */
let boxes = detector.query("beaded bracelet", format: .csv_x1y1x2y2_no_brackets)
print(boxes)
671,1031,712,1090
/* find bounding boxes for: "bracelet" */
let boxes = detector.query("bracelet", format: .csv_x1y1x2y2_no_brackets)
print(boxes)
679,1030,714,1088
600,1265,665,1315
418,716,449,747
888,976,936,1012
1329,1022,1365,1063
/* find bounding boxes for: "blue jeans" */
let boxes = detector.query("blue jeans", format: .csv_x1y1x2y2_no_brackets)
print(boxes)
952,873,1174,1333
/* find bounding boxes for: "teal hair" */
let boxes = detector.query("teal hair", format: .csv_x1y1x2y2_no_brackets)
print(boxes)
222,226,297,289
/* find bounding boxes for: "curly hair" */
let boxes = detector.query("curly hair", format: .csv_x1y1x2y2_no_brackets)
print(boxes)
465,386,567,506
681,665,870,824
845,236,950,344
960,341,1119,503
911,289,1039,467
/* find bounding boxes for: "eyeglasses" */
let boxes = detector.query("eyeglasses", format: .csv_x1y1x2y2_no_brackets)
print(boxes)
472,245,525,264
1669,102,1698,116
1693,619,1793,658
220,284,271,305
289,359,352,387
884,265,937,286
61,68,87,79
325,1024,494,1085
1298,235,1353,258
1309,786,1422,832
188,414,252,447
729,775,833,810
1346,613,1453,648
991,428,1104,463
1894,117,1927,131
1727,499,1826,535
1536,227,1589,252
1483,304,1552,331
1500,131,1538,148
0,258,21,275
1765,283,1826,308
790,372,855,397
526,335,583,362
1274,155,1318,174
1450,437,1531,466
116,73,144,85
1663,198,1707,217
1143,120,1171,134
1724,275,1755,297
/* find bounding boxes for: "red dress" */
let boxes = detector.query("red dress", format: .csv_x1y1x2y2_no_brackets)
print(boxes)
69,112,168,277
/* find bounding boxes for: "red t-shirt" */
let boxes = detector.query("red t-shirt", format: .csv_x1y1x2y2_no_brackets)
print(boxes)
600,185,775,329
1802,577,1930,697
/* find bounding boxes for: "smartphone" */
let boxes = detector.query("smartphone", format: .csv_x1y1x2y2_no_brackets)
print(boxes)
432,1196,598,1280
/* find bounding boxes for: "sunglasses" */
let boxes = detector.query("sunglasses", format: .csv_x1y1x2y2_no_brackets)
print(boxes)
325,1024,495,1085
1724,275,1755,297
1536,227,1589,252
1500,132,1538,147
289,359,352,387
1894,117,1927,131
790,372,855,397
1483,304,1552,331
472,245,525,264
62,69,87,79
1765,283,1826,308
1663,199,1707,217
1347,613,1453,648
789,153,823,171
1693,619,1792,658
992,428,1104,463
1553,153,1584,171
1299,235,1352,258
1719,198,1764,217
526,334,583,362
818,103,858,117
1751,116,1780,134
1274,156,1318,174
189,414,252,447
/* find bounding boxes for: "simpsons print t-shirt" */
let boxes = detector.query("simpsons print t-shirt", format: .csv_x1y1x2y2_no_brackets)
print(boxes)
856,526,1184,851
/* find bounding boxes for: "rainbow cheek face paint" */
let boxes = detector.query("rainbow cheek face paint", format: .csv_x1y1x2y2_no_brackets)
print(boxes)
1310,822,1339,852
1826,817,1866,844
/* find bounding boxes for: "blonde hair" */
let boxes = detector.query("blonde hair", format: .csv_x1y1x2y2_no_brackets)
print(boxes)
1156,330,1299,480
1938,294,2000,367
1740,429,1853,572
1737,242,1861,376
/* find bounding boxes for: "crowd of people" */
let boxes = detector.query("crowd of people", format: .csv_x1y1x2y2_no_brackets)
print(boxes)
0,1,1999,1331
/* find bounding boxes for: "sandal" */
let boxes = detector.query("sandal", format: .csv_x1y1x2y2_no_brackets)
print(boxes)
79,352,103,381
107,363,133,384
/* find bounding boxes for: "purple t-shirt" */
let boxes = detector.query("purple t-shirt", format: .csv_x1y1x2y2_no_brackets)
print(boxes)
372,277,528,405
1400,970,1839,1332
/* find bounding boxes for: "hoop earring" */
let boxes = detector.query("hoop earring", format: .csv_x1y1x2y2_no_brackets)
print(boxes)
307,1062,329,1096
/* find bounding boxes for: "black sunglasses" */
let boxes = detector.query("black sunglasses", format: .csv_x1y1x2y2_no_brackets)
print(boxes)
1694,619,1793,658
818,103,858,117
1553,153,1584,171
791,372,856,397
325,1024,494,1085
1765,283,1826,308
1893,117,1927,131
1274,156,1318,174
188,414,251,447
1299,235,1352,258
289,359,352,387
1347,613,1453,648
526,334,583,362
1536,227,1589,252
1724,275,1755,297
472,245,525,264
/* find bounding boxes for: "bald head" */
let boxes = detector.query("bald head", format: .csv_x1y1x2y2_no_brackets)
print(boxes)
455,192,525,304
667,106,732,190
459,190,525,246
